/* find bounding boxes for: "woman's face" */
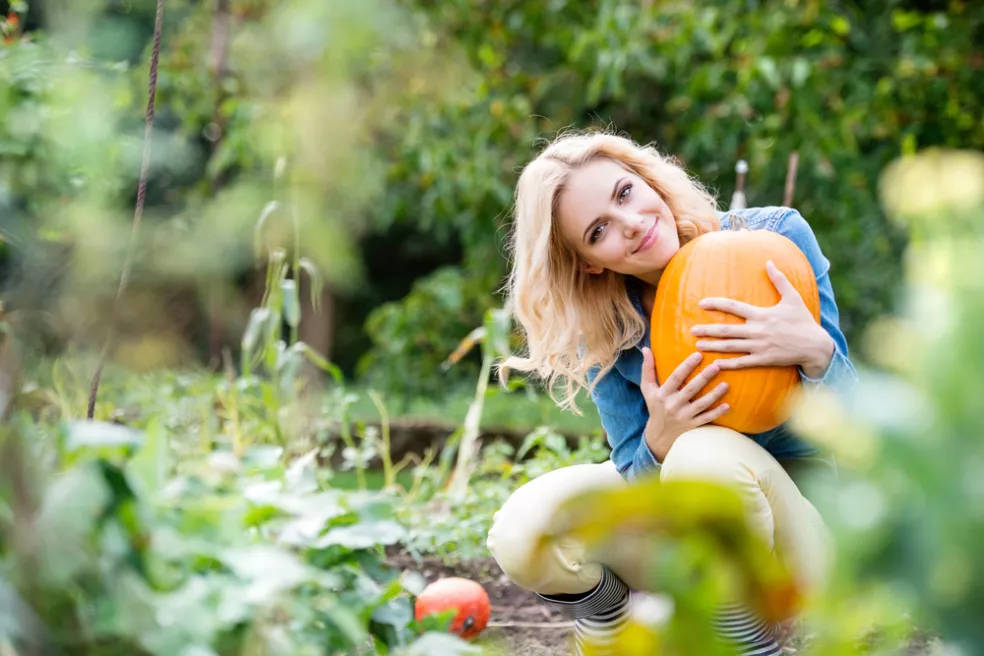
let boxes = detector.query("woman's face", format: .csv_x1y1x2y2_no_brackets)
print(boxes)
556,158,681,287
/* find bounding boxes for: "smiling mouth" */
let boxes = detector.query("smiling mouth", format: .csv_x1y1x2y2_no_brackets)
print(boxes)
634,223,658,254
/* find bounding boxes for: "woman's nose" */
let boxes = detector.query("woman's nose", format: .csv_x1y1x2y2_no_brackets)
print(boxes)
620,213,644,236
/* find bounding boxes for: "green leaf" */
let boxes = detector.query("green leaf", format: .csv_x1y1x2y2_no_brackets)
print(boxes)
125,416,169,497
242,444,283,470
253,200,280,257
756,57,780,89
35,464,110,584
371,596,413,630
64,420,144,452
282,278,301,329
402,633,481,655
284,447,320,495
290,342,344,384
316,519,407,549
831,15,851,35
483,307,512,358
299,256,324,314
241,307,272,371
400,570,427,597
791,58,810,88
220,546,314,602
324,602,369,646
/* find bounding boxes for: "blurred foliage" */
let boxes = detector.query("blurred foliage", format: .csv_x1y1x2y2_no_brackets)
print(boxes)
1,0,982,400
0,300,607,655
0,415,486,655
358,0,984,397
790,148,984,655
0,0,465,365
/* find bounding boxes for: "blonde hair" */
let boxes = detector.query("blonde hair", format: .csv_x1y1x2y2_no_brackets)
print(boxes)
500,130,721,412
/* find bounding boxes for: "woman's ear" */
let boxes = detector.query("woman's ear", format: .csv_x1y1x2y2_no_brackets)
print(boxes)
582,262,604,275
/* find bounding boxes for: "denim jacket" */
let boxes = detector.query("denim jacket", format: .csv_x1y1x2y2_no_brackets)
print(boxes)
588,206,858,481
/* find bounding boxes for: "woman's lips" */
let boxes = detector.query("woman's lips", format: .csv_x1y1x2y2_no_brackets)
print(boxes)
635,222,658,253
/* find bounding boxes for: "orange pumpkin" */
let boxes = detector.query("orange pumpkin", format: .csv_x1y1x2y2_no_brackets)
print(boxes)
651,225,821,434
414,577,491,640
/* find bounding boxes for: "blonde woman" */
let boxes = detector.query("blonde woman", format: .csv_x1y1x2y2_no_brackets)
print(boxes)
487,131,857,655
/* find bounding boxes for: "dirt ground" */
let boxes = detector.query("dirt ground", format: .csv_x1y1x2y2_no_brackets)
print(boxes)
386,549,941,656
386,549,574,655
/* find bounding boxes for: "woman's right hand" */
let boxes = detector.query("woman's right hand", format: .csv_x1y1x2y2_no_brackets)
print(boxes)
639,347,731,461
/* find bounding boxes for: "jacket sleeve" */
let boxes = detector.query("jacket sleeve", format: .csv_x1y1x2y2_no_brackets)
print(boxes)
774,208,859,391
588,363,661,481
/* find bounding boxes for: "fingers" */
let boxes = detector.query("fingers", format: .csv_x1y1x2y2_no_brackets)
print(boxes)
679,359,723,401
698,297,761,319
695,339,761,353
690,323,754,339
640,346,658,390
693,401,731,425
766,260,798,299
765,260,796,296
715,354,769,370
689,381,730,415
662,352,703,392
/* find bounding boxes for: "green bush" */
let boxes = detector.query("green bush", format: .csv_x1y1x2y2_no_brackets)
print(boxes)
361,0,984,395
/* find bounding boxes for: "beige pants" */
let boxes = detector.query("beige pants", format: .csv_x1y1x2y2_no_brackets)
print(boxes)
487,426,834,598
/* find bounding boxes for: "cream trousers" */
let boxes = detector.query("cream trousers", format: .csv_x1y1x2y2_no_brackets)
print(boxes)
487,426,834,598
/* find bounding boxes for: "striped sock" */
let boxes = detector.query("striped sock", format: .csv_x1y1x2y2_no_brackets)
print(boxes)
713,603,784,656
536,568,784,655
537,567,630,655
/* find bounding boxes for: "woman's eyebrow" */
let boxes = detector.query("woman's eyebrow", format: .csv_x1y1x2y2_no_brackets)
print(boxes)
581,177,627,243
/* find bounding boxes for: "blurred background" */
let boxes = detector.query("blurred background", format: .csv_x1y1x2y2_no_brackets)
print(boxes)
1,1,983,655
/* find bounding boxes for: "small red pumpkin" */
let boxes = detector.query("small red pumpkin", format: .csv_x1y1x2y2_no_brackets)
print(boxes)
414,577,491,640
651,225,821,434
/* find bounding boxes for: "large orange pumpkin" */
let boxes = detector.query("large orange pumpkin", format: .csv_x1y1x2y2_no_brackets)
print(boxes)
650,225,821,434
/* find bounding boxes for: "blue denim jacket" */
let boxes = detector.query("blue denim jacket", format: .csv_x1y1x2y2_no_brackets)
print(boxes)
588,206,858,481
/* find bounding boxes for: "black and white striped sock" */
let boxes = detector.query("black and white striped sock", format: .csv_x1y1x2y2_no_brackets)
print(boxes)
712,603,784,656
536,568,783,656
537,567,630,655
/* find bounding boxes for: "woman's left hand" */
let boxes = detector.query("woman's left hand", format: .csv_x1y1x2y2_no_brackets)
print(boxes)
690,260,834,379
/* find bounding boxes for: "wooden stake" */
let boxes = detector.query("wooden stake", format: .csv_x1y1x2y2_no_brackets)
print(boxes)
783,151,799,207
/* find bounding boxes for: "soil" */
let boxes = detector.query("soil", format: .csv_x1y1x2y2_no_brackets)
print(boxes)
385,548,943,656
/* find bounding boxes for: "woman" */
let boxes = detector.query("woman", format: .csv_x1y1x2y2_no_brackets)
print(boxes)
486,131,857,655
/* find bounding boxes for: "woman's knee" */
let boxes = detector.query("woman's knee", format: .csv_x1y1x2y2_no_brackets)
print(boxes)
660,426,834,589
660,425,780,485
487,461,624,595
660,426,788,551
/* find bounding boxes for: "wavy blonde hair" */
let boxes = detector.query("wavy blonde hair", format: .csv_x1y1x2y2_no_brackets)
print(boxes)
500,130,721,412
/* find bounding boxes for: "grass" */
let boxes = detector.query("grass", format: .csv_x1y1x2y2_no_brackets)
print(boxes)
345,382,604,436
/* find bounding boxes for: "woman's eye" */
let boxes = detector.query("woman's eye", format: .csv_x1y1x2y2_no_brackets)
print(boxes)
617,183,632,204
589,223,605,244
